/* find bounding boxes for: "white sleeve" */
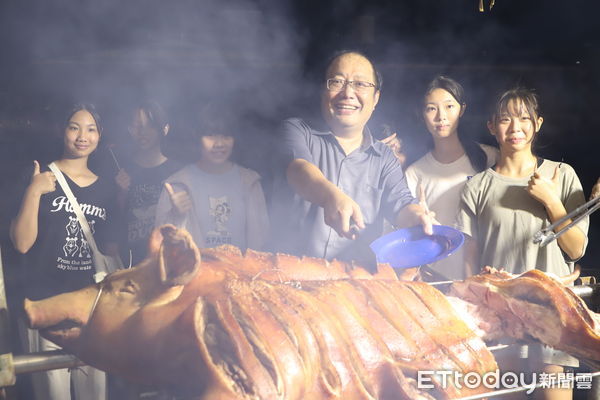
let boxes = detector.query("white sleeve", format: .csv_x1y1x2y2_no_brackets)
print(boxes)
404,165,419,197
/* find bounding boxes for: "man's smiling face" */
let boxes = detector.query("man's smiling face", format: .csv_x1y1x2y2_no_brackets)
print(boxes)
321,52,380,135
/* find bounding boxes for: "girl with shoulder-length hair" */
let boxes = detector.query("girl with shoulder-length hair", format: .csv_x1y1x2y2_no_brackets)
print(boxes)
456,87,588,400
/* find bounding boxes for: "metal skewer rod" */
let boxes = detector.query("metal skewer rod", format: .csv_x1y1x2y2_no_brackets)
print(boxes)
534,195,600,246
13,350,83,375
487,344,510,352
425,280,454,286
107,145,121,170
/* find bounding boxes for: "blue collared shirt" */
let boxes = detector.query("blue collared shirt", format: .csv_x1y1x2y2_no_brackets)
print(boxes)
270,118,416,267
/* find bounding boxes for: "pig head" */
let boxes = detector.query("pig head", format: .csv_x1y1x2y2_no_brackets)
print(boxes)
24,225,218,393
23,224,403,398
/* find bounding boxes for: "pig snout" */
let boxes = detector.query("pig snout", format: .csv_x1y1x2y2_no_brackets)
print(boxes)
24,286,100,344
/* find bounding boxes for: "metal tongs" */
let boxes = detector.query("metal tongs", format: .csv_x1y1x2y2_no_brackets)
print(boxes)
534,195,600,246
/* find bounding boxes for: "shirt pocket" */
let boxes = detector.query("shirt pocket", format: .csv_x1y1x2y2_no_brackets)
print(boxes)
360,182,384,223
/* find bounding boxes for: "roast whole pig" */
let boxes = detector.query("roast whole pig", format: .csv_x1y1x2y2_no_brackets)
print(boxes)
23,225,600,399
25,225,498,399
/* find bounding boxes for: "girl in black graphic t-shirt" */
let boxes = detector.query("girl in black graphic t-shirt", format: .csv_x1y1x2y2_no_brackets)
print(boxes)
113,100,181,265
10,103,119,400
11,104,121,300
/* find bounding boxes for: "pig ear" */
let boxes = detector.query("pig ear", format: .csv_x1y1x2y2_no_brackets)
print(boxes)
157,225,201,286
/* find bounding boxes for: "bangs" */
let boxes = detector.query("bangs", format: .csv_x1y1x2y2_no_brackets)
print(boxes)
494,89,540,130
499,98,528,118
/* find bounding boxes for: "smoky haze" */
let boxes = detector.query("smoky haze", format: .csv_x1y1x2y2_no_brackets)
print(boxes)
0,0,312,177
1,0,599,265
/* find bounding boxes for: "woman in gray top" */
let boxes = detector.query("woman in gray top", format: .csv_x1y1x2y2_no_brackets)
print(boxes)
456,87,588,400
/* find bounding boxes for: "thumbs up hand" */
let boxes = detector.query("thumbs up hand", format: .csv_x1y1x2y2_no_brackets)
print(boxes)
527,164,561,207
164,182,193,216
29,160,57,196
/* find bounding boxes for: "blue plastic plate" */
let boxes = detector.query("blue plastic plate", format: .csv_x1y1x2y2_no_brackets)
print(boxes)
370,225,465,269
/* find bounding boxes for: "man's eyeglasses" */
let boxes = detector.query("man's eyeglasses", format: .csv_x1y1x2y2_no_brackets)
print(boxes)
326,78,377,93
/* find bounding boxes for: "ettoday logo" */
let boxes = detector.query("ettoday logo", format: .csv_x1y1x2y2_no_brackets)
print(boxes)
417,370,593,395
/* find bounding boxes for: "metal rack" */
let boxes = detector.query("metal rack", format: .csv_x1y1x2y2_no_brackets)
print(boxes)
0,245,84,388
0,247,15,389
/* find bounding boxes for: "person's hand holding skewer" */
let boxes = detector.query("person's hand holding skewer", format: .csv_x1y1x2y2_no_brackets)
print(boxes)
115,169,131,192
108,144,131,192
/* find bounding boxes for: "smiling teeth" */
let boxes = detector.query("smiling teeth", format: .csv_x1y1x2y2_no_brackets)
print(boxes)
337,105,358,110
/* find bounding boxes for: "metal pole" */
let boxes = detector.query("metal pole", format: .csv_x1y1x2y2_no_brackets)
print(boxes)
0,247,15,387
12,350,83,375
0,247,83,387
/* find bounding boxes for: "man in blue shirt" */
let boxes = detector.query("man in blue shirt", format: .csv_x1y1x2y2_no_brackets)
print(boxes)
271,50,435,266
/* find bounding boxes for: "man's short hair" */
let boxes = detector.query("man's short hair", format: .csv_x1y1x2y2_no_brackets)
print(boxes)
322,49,383,90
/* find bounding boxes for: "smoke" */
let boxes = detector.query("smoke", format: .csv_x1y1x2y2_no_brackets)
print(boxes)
1,0,599,261
0,0,314,178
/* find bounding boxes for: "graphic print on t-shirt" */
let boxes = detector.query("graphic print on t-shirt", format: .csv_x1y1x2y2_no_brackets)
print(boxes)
66,216,79,236
128,183,162,244
61,217,95,270
51,195,105,272
63,237,79,257
205,196,232,246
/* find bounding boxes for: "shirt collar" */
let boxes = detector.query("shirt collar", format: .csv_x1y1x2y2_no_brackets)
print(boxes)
361,127,382,155
317,125,383,156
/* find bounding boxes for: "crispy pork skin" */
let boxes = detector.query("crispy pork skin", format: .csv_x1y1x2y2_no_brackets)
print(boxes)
449,268,600,361
25,226,495,399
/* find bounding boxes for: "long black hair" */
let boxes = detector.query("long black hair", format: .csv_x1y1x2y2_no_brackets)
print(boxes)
423,76,488,172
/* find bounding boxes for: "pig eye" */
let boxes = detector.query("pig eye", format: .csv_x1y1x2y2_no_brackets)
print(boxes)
119,280,137,295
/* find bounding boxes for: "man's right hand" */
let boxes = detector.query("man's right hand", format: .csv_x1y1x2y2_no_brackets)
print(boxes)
164,182,193,216
323,191,365,239
29,160,56,196
115,169,131,192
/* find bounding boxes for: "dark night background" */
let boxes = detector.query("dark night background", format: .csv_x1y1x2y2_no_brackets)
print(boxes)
0,1,599,278
0,0,599,397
